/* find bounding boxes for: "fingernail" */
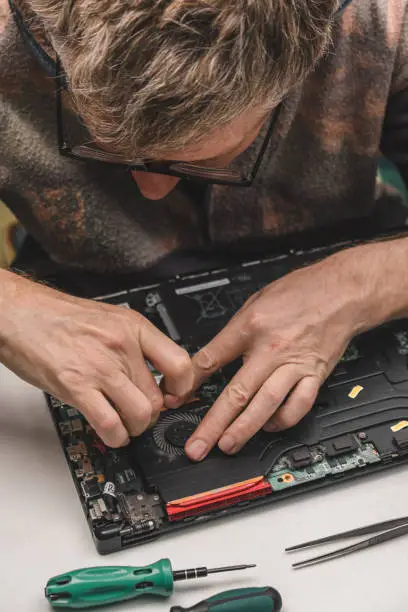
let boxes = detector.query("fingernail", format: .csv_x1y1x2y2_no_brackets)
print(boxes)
264,422,278,432
218,434,236,454
120,437,130,447
164,394,183,410
186,439,208,461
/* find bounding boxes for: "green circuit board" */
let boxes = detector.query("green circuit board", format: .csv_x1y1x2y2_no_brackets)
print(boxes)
268,438,381,491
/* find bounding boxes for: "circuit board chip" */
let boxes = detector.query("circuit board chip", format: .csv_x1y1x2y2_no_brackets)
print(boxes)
289,447,312,468
393,429,408,451
325,435,357,457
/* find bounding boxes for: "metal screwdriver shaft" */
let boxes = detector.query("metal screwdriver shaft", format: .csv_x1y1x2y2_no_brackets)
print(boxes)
208,564,257,574
172,564,256,582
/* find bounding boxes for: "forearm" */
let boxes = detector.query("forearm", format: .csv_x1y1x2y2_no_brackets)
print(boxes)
0,267,19,306
330,237,408,333
0,268,27,351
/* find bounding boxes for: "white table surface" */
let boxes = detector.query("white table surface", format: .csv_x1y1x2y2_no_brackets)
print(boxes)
1,363,408,612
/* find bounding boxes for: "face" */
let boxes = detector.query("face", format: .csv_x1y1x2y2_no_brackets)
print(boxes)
132,108,268,200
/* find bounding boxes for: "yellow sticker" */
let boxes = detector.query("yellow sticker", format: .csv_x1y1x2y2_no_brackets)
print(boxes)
391,421,408,433
348,385,364,399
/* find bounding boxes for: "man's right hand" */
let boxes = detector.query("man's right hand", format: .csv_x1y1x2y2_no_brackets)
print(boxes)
0,270,193,447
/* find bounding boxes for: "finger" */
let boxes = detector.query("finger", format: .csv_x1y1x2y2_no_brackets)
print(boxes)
263,375,320,432
164,318,252,410
190,322,248,390
185,353,276,461
164,348,254,411
148,409,161,429
125,348,164,424
138,319,194,397
164,390,203,412
103,372,152,437
75,389,130,448
218,365,301,454
163,390,195,410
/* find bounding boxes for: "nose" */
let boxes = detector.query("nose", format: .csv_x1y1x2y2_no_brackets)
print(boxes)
132,171,181,200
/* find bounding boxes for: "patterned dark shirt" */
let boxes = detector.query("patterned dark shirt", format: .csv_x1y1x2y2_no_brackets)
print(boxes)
1,0,408,276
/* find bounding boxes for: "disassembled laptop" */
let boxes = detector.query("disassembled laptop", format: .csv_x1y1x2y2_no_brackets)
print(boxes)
47,236,408,553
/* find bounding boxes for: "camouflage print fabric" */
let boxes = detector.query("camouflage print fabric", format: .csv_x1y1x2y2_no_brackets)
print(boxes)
1,0,408,274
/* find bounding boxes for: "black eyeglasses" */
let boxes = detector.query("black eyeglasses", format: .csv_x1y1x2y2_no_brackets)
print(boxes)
55,58,281,187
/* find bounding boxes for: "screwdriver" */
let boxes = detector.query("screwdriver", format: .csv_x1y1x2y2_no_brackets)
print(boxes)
170,586,283,612
45,559,256,609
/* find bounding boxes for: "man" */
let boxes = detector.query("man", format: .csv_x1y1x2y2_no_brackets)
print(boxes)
1,0,408,462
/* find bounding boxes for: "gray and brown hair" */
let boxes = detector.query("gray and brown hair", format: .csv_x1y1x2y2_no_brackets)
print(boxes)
29,0,338,157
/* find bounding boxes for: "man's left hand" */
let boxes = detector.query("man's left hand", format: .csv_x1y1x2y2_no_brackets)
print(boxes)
165,248,371,461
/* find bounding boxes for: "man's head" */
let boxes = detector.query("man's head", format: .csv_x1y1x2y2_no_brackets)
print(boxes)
30,0,337,199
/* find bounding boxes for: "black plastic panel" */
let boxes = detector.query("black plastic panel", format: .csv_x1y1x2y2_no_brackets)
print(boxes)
48,240,408,552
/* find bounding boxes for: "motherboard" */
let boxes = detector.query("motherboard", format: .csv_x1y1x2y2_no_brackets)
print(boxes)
47,243,408,553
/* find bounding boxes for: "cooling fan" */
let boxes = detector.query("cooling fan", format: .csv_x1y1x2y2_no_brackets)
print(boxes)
152,409,206,456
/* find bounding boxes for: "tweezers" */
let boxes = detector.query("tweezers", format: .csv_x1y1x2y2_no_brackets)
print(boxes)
286,515,408,569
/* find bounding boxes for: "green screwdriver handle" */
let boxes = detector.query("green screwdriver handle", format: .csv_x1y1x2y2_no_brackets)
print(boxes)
170,587,283,612
45,558,174,609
